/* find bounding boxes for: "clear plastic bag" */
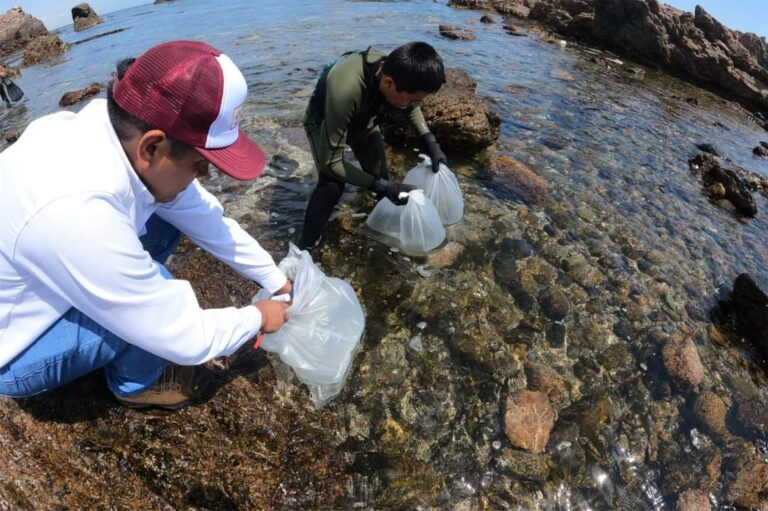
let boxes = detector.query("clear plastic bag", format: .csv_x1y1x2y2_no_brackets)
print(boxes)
404,154,464,225
365,196,402,239
399,190,446,255
254,243,365,407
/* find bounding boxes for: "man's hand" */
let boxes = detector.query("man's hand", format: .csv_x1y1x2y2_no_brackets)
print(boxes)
422,132,448,173
372,178,416,206
271,280,293,303
254,300,289,333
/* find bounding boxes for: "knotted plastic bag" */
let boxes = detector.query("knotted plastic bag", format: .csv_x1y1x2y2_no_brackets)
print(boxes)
254,243,364,407
404,154,464,225
399,190,446,255
366,191,446,255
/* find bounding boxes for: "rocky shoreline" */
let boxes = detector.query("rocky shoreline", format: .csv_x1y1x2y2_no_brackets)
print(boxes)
448,0,768,126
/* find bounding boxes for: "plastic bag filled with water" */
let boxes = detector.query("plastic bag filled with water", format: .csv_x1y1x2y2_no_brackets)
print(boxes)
404,154,464,225
254,243,365,407
399,190,446,255
365,196,402,239
366,191,446,254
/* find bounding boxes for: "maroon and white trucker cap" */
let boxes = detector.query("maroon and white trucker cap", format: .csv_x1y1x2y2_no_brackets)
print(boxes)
113,40,265,180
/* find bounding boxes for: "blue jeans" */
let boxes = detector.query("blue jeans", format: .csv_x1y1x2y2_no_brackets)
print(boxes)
0,214,181,398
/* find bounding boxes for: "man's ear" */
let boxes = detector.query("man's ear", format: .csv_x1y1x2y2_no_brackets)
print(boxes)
134,129,171,171
380,74,396,92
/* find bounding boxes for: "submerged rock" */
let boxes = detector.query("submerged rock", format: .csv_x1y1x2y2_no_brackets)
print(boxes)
496,448,551,481
380,68,500,152
689,153,757,217
662,333,705,390
59,83,101,106
677,489,711,511
753,145,768,158
692,390,728,440
0,6,48,56
21,35,69,67
503,390,556,453
72,3,103,32
487,155,548,203
480,14,495,23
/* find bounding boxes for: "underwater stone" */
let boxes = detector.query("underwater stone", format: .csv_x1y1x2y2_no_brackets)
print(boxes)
503,390,555,453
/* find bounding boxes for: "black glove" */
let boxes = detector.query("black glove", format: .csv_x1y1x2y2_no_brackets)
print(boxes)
371,178,416,206
422,132,448,173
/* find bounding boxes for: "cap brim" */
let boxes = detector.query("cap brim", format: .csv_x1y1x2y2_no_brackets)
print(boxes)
196,129,265,180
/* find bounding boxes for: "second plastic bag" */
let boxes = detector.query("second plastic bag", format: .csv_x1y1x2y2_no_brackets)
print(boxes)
404,154,464,225
254,243,365,407
399,190,446,254
366,190,446,255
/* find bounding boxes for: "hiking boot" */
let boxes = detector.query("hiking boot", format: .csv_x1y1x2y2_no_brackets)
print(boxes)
115,365,209,410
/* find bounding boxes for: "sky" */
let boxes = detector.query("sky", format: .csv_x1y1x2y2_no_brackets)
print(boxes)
6,0,768,37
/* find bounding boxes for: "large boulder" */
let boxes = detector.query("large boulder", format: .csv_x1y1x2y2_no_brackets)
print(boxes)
728,273,768,362
380,68,501,153
72,3,103,32
0,6,48,56
21,35,68,67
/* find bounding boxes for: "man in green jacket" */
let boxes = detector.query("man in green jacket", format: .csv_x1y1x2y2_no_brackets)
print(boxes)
299,41,447,250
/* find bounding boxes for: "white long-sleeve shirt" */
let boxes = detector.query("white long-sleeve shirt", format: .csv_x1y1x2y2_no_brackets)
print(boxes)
0,99,287,368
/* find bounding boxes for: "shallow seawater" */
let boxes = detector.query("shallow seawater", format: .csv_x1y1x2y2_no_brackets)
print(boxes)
3,0,768,508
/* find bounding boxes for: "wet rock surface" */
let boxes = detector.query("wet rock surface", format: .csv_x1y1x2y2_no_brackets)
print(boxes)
689,152,757,217
21,35,69,67
676,489,711,511
720,273,768,362
504,390,556,453
58,83,101,106
662,333,705,390
0,6,48,56
380,68,500,153
439,24,477,40
72,3,103,32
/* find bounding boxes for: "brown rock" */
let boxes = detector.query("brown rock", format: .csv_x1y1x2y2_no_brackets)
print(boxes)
677,489,711,511
0,6,48,56
692,390,728,439
480,14,495,23
524,361,568,409
426,241,465,268
21,35,69,67
734,397,768,437
380,68,500,152
503,390,556,453
550,69,575,81
59,84,101,106
661,333,705,389
488,155,548,203
706,182,726,199
72,3,102,32
439,25,477,41
728,451,768,509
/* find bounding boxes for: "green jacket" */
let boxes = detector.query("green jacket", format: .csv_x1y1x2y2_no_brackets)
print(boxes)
304,47,430,188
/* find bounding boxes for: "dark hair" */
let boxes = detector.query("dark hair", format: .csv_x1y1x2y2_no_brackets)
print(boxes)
107,58,190,159
381,42,445,94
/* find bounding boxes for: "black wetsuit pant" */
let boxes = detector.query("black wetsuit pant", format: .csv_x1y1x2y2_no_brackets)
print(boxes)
299,125,386,249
